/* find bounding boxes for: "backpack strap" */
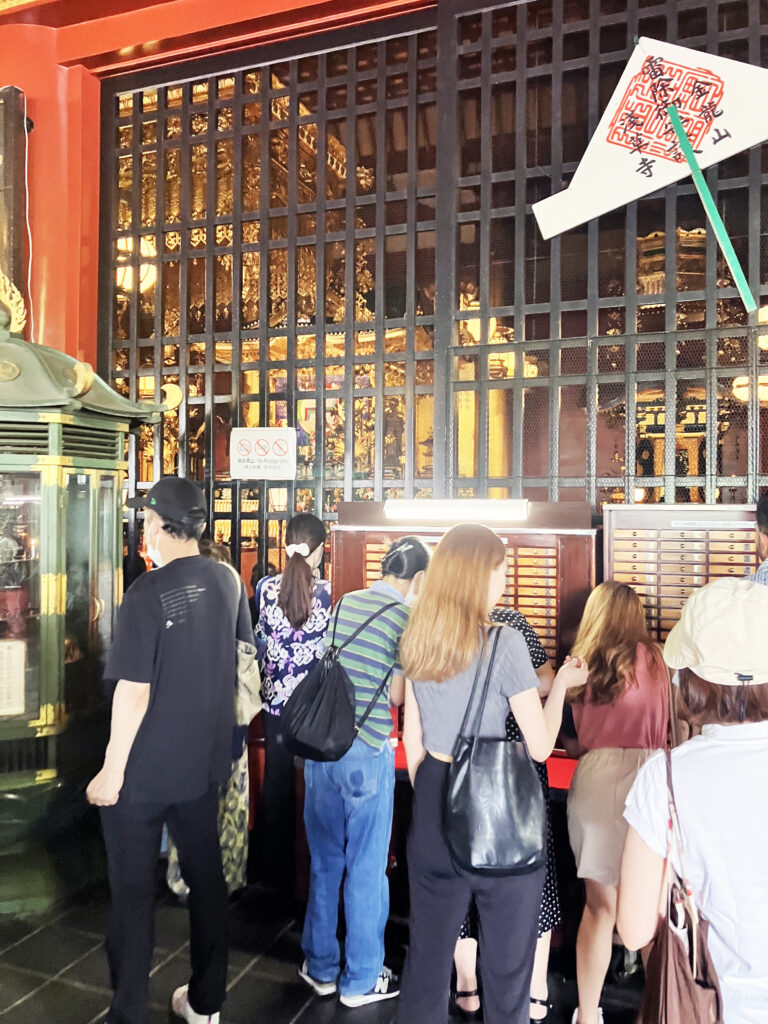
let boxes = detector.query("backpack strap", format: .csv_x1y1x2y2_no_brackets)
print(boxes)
354,666,395,735
330,599,400,653
331,597,401,737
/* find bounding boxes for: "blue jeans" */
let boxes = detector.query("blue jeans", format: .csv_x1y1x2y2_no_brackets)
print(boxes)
302,737,395,996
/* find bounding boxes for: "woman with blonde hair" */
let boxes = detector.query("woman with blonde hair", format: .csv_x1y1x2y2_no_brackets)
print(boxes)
565,581,668,1024
398,523,588,1024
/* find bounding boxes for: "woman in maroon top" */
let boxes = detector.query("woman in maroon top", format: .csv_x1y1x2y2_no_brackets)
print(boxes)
565,582,668,1024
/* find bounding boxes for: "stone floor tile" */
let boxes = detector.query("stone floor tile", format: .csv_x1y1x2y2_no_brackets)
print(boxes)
0,924,101,978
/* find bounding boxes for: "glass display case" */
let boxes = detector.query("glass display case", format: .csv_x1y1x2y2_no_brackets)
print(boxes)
0,295,159,913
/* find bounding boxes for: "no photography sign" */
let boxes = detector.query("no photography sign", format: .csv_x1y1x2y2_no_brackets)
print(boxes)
230,427,297,480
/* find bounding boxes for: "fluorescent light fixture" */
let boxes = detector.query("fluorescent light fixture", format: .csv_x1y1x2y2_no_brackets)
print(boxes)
383,498,529,522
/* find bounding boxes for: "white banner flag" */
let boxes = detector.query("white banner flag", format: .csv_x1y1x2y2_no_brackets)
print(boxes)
533,37,768,239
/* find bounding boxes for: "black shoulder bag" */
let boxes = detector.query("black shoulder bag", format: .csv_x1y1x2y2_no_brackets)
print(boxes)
281,599,398,762
444,626,547,876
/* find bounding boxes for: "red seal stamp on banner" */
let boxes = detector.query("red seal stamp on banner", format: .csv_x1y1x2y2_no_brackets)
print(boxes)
607,55,726,165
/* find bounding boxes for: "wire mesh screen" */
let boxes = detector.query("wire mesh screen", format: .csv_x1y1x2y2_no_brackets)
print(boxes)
102,0,768,570
104,23,438,568
447,0,768,511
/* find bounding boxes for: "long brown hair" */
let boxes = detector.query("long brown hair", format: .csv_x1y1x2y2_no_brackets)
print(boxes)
278,513,326,630
569,581,663,705
399,523,506,681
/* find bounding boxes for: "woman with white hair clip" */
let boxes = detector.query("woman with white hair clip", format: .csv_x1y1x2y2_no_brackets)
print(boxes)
256,513,331,897
618,578,768,1024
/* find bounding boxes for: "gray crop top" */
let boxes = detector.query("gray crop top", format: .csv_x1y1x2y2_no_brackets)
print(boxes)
412,625,539,757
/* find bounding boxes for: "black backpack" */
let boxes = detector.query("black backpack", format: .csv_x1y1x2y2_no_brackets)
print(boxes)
281,599,399,762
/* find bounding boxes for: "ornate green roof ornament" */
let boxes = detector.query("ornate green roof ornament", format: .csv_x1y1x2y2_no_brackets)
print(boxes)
0,268,160,426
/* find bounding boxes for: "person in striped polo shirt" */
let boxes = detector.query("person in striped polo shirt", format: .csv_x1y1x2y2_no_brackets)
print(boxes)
299,536,430,1008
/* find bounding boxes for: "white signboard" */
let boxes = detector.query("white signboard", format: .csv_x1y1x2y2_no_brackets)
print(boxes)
534,37,768,239
0,639,25,716
230,427,297,480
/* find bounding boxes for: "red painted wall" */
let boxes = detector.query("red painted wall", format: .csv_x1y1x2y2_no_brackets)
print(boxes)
0,0,428,363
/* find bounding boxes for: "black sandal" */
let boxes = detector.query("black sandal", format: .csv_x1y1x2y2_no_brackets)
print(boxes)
530,995,550,1023
449,988,483,1021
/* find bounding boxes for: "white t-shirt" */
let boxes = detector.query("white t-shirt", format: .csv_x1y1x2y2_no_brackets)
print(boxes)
624,722,768,1024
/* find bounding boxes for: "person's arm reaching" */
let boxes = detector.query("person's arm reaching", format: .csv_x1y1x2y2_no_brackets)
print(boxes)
86,680,150,806
509,656,588,762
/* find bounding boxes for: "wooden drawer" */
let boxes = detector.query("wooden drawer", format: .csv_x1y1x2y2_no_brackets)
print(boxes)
660,584,697,599
659,549,706,563
515,585,558,598
659,540,707,552
613,572,658,585
516,596,558,609
708,530,753,542
660,530,706,540
660,560,707,575
708,564,751,578
708,542,754,553
614,539,659,552
522,615,557,629
657,573,706,587
708,552,754,566
613,549,658,563
614,529,658,539
516,547,556,557
612,562,658,574
516,557,558,568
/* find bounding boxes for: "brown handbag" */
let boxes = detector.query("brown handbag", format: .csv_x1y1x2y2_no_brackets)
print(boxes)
637,749,723,1024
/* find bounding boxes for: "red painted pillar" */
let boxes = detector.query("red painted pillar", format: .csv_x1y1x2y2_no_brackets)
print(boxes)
0,24,100,365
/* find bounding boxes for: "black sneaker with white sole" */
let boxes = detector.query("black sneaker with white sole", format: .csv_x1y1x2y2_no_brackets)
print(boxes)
298,960,337,997
339,966,400,1007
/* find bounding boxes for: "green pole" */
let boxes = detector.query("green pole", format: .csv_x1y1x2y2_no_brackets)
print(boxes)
666,103,757,314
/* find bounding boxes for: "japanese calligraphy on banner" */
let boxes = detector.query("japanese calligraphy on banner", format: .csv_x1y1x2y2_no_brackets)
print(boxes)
533,37,768,239
230,427,297,480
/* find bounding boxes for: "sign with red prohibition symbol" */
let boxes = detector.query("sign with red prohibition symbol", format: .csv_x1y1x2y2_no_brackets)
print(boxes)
230,427,297,480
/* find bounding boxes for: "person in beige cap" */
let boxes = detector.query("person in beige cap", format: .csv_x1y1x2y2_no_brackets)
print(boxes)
617,578,768,1024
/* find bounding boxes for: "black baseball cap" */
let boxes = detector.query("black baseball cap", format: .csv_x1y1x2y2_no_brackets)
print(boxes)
126,476,207,525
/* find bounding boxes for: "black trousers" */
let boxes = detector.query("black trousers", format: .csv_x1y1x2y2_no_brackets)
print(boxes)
100,786,228,1024
399,755,545,1024
259,711,296,894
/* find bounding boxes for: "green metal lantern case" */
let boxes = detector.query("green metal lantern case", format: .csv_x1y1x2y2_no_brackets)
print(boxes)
0,308,158,913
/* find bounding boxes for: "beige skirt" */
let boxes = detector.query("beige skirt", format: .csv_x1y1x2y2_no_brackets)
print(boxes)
567,747,656,887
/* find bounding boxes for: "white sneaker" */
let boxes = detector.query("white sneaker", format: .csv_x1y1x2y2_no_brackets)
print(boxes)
298,960,337,996
171,985,220,1024
339,966,400,1007
571,1010,604,1024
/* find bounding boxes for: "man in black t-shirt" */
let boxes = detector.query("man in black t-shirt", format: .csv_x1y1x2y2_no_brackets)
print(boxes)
87,476,247,1024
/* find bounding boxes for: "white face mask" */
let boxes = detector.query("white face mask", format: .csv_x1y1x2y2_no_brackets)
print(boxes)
404,585,419,607
146,521,163,568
